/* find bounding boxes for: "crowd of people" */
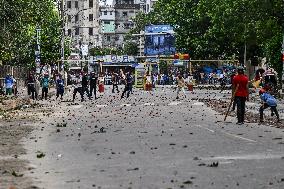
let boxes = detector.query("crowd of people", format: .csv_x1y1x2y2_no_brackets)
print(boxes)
1,66,281,124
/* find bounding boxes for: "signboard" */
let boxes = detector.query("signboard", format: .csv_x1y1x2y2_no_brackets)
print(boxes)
102,55,135,63
81,45,89,56
135,64,145,88
144,25,176,56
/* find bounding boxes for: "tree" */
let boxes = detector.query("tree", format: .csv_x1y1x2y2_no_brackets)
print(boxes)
145,0,283,75
123,42,139,56
0,0,64,68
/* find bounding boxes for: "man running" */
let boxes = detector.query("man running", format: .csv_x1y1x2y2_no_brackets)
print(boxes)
121,72,133,99
82,72,91,100
232,66,249,125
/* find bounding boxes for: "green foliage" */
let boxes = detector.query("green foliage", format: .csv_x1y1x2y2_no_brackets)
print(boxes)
123,41,139,56
0,0,65,67
130,0,284,75
89,47,124,56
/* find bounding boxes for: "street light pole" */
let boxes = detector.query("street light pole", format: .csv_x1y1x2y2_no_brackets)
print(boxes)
281,34,284,95
60,0,65,74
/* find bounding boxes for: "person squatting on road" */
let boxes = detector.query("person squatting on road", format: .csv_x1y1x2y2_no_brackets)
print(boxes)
176,75,186,99
232,67,249,125
41,73,50,100
259,88,280,123
89,71,98,99
4,74,14,96
26,74,36,100
82,73,91,100
112,72,120,93
121,72,133,99
56,74,64,100
73,74,84,102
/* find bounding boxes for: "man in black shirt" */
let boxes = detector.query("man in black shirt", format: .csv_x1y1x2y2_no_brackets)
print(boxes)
89,71,98,99
82,72,91,100
112,72,120,93
121,72,133,99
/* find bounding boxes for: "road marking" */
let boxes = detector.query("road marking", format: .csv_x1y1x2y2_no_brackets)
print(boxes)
220,131,257,143
96,105,108,108
120,104,131,107
195,125,215,133
72,105,83,109
144,103,155,106
193,102,205,106
168,101,181,106
194,125,257,143
204,153,284,160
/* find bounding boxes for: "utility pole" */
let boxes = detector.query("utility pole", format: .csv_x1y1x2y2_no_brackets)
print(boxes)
60,0,65,73
281,34,284,95
35,26,41,74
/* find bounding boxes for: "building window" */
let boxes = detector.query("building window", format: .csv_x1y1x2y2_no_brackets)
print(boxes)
122,12,127,16
75,15,78,22
75,1,78,8
75,28,79,35
107,36,110,41
89,0,93,8
89,14,93,21
68,29,71,36
104,21,110,24
67,1,71,8
104,11,107,15
68,15,71,22
110,11,112,15
89,28,93,35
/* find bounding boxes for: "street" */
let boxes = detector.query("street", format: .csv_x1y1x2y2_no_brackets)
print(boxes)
1,86,283,189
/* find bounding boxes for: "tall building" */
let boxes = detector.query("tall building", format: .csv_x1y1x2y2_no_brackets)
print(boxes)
114,1,140,48
65,0,100,48
99,5,116,48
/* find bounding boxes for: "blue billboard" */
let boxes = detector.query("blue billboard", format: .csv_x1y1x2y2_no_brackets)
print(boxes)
144,25,176,56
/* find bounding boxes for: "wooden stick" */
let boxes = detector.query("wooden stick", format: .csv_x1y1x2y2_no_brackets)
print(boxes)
224,84,239,121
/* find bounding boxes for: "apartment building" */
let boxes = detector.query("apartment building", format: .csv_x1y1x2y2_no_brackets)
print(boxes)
114,2,140,48
65,0,100,48
99,5,116,48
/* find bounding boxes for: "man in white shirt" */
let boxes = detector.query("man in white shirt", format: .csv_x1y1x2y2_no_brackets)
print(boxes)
72,74,84,102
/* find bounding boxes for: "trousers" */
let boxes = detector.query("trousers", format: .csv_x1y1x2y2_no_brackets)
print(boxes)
235,96,246,123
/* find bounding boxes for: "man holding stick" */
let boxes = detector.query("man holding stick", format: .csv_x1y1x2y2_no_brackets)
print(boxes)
232,66,249,125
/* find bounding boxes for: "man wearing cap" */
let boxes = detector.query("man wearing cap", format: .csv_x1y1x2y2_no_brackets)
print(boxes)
232,66,249,125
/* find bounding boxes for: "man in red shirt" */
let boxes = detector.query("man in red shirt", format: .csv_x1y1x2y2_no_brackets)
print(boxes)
232,66,249,125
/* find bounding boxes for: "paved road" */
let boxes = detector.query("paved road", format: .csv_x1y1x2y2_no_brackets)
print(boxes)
22,86,284,189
